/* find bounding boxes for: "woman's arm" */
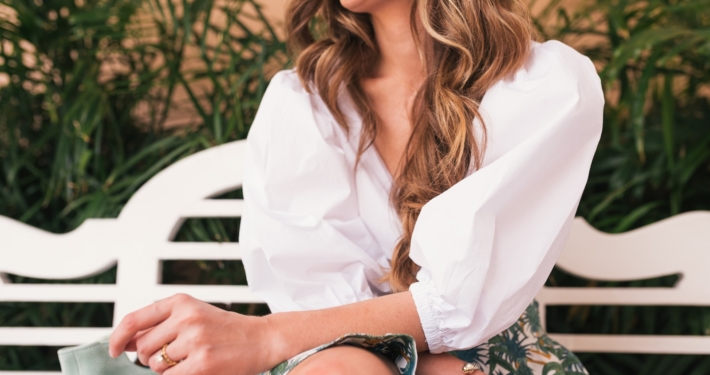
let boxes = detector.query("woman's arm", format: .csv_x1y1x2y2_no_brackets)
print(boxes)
107,292,473,375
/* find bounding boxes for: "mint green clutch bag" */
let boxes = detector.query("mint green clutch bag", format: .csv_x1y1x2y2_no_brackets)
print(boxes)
58,338,154,375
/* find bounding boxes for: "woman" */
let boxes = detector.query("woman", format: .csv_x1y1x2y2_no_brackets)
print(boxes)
108,0,603,373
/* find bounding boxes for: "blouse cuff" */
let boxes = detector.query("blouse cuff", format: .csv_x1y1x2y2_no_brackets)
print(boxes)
409,281,446,353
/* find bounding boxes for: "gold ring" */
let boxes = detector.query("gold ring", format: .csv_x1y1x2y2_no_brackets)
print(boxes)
462,362,481,374
160,343,180,367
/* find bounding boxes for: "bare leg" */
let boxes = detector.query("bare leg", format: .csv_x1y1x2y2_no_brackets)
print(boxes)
289,345,399,375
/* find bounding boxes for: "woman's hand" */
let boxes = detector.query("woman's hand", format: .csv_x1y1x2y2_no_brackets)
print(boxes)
108,293,277,375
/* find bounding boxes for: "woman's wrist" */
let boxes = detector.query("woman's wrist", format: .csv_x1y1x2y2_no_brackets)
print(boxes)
261,312,301,368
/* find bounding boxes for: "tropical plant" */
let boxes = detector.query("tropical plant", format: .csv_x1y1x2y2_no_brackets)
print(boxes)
0,0,285,232
0,0,285,370
535,0,710,373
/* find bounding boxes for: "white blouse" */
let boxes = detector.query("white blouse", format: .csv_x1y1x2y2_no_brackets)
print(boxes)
239,40,604,353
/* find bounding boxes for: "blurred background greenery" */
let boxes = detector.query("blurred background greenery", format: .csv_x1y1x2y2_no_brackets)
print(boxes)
0,0,708,373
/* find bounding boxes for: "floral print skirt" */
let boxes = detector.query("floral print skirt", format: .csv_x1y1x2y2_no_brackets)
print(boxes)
261,301,588,375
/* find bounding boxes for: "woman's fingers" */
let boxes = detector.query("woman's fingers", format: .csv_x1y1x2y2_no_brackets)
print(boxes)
148,348,170,375
123,328,153,352
148,337,190,374
133,321,179,365
109,294,185,357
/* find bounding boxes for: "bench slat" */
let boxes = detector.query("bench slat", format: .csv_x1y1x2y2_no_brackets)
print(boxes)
0,285,118,302
155,285,263,304
0,328,112,346
0,285,262,304
177,200,243,218
549,334,710,354
538,287,710,306
155,242,242,259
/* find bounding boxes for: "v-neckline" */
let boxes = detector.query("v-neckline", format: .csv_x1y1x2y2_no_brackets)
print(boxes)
368,144,395,191
338,91,396,192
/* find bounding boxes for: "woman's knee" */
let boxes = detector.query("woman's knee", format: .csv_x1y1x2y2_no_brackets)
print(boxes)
288,345,398,375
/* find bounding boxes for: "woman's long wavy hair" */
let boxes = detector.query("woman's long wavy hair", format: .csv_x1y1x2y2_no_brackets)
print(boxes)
286,0,535,292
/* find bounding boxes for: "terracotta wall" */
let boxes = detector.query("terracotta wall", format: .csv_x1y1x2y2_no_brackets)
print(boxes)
260,0,289,25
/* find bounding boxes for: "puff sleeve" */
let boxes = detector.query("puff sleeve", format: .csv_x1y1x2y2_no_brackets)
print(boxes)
408,41,604,353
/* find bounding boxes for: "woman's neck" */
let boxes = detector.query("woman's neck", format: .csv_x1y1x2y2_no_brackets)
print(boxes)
369,2,426,84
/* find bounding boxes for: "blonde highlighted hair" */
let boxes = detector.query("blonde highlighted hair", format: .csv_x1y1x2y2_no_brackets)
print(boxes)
286,0,535,292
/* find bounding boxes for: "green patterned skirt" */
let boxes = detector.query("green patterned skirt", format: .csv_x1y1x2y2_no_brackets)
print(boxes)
261,301,588,375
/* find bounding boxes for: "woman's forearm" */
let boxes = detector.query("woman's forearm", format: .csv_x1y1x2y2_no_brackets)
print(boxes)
263,295,471,374
263,291,427,364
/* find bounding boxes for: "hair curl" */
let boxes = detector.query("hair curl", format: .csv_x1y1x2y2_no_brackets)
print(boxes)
286,0,535,292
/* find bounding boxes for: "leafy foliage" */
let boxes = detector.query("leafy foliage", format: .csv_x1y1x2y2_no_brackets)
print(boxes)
0,0,284,370
535,0,710,373
0,0,285,233
534,0,710,229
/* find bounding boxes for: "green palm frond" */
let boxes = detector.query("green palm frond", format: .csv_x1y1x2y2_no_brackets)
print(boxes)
539,0,710,373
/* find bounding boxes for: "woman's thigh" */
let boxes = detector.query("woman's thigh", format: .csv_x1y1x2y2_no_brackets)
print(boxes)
288,345,399,375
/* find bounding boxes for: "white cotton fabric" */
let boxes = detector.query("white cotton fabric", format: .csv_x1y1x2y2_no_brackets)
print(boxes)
239,40,604,353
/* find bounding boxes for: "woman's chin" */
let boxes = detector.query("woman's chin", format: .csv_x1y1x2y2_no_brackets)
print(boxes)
339,0,370,13
339,0,413,16
340,0,391,14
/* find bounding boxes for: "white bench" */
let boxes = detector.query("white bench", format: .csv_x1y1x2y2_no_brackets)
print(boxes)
1,140,709,374
539,210,710,354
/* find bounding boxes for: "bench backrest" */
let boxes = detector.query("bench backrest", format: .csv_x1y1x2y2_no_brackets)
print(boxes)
1,140,709,374
0,141,250,375
538,210,710,354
